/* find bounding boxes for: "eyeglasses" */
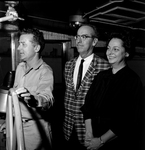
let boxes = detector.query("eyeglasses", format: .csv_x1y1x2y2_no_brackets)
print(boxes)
75,34,94,41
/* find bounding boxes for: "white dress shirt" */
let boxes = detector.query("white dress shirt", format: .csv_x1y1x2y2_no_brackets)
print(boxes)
73,53,94,90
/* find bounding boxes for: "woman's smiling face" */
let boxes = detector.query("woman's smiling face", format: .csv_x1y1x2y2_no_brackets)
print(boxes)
106,38,129,66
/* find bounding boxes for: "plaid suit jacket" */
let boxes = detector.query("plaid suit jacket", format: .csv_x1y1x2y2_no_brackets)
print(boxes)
63,53,110,144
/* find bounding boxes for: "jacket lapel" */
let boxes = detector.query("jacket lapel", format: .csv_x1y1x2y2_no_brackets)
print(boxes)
69,58,77,92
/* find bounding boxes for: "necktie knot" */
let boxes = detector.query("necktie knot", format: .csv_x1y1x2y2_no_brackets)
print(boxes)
81,59,84,64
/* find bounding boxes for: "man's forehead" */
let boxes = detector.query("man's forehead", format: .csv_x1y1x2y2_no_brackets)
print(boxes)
19,34,33,42
78,26,93,34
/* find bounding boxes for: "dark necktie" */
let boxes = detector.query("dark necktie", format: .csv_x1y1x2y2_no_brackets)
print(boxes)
76,59,84,91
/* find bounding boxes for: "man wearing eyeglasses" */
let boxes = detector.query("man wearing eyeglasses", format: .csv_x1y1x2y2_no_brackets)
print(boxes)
63,24,110,150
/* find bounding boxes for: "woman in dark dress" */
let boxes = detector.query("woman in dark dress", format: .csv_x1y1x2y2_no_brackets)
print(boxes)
81,32,143,150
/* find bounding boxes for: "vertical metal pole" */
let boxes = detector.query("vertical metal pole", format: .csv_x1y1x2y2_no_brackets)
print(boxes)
10,33,16,71
11,89,25,150
6,94,13,150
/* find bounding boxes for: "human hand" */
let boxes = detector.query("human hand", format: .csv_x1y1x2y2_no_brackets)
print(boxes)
15,87,38,107
15,87,31,102
84,131,93,147
0,122,6,134
86,137,102,150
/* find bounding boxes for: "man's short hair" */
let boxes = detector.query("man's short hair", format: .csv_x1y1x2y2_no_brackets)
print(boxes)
20,28,45,54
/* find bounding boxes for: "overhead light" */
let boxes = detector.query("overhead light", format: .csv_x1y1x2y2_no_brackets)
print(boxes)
69,14,88,29
5,1,19,7
0,1,24,31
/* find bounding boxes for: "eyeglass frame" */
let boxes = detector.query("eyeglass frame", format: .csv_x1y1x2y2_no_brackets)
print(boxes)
75,34,96,41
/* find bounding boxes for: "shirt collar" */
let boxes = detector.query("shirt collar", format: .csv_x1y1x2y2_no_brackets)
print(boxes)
78,53,94,62
31,58,43,70
20,58,43,70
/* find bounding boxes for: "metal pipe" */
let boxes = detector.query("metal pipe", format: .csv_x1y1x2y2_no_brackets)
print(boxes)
10,33,16,71
6,94,13,150
6,88,25,150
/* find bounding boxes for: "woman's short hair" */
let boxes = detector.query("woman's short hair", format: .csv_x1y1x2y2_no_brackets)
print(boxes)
106,30,134,59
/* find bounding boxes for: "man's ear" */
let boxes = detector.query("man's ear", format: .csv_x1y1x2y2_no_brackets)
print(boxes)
35,45,40,53
125,52,129,57
93,38,98,47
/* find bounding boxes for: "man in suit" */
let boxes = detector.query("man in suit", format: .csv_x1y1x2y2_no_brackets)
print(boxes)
63,24,110,150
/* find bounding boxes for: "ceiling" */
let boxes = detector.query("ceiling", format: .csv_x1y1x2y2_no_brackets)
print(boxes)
0,0,145,48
